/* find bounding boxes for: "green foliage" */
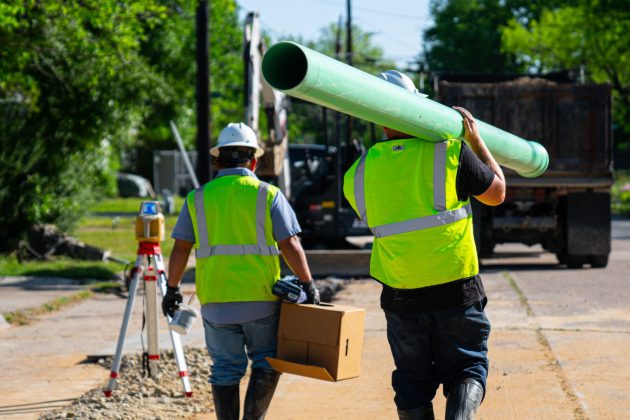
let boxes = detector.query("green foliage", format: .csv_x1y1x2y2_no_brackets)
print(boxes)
424,0,518,73
129,0,244,179
612,170,630,216
0,0,168,250
423,0,570,73
76,213,180,261
501,0,630,144
0,0,243,251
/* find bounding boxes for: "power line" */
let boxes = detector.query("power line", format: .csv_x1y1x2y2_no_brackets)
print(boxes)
310,0,426,20
353,16,421,52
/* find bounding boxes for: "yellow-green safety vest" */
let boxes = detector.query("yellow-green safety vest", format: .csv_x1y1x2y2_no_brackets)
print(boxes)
343,138,478,289
187,175,281,304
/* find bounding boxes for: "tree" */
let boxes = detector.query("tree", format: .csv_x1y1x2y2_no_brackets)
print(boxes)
0,0,170,251
501,0,630,144
0,0,244,251
422,0,569,73
126,0,244,181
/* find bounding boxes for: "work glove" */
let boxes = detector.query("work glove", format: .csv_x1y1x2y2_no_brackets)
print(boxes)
300,281,320,305
162,285,183,317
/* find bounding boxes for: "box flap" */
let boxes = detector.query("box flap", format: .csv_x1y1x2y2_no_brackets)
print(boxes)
279,303,344,346
266,357,335,382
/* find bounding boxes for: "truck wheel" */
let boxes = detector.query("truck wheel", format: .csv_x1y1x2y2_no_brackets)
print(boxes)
480,242,495,258
590,255,609,268
556,253,566,265
565,255,587,269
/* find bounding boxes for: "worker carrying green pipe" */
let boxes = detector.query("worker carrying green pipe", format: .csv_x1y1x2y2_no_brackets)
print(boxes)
343,70,506,420
261,41,548,179
163,122,320,420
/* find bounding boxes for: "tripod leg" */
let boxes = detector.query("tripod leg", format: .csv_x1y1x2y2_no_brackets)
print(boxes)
155,254,193,397
144,264,160,378
104,254,144,397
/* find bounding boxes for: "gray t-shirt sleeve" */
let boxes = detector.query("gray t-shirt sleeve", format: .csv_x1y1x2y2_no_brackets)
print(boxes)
271,191,302,242
171,200,196,243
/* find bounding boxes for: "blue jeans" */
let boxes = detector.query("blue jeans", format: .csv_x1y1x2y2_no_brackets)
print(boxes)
385,299,490,410
203,312,279,386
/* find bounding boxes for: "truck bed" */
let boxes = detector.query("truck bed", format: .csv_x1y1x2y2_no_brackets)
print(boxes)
438,79,613,180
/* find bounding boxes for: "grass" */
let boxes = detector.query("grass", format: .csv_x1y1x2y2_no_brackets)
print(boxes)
74,216,178,261
0,256,123,280
0,196,189,325
3,289,94,326
74,197,183,260
89,196,184,213
1,198,183,280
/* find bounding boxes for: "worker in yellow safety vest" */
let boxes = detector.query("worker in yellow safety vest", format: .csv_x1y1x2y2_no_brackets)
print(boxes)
343,70,506,420
163,122,319,420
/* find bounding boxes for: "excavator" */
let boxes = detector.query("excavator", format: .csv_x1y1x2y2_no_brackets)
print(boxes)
242,12,291,196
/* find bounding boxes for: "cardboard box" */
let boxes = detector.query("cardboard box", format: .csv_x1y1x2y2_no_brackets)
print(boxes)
266,303,366,382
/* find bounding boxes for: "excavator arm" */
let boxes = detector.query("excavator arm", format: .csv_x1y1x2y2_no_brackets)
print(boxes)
243,12,291,197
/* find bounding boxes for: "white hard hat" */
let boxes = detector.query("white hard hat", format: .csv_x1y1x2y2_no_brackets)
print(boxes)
210,122,264,158
378,70,427,97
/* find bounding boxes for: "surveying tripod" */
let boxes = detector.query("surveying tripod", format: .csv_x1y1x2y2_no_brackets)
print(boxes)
104,202,192,397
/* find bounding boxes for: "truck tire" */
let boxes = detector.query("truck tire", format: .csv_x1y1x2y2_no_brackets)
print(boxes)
590,255,609,268
556,252,566,265
565,255,588,269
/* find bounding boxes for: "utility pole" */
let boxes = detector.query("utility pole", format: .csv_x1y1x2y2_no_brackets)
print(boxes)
335,14,343,148
195,0,211,184
405,59,426,93
346,0,352,67
345,0,353,169
322,108,329,149
335,15,344,229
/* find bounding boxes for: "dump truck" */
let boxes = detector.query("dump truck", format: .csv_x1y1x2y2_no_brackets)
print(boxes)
436,74,613,268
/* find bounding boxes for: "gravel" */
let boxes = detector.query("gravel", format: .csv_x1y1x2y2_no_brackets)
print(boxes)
39,277,347,419
317,277,346,302
40,347,218,419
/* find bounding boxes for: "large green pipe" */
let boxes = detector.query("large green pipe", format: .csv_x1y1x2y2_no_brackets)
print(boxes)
262,41,548,178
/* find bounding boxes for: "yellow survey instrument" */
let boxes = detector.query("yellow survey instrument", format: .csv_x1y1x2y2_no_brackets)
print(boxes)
135,201,165,243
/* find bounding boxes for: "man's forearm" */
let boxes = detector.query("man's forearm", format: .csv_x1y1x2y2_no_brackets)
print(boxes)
453,105,505,183
167,240,193,288
469,138,505,183
277,235,312,282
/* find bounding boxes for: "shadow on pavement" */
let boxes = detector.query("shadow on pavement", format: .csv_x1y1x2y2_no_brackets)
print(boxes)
0,276,103,291
481,262,563,273
480,248,562,273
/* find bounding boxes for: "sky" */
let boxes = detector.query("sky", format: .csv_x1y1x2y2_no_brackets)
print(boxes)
236,0,433,69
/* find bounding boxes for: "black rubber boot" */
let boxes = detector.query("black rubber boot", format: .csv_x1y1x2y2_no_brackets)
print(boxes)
397,403,435,420
211,384,240,420
445,378,484,420
242,368,281,420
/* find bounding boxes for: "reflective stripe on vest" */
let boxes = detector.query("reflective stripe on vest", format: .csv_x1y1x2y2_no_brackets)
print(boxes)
353,141,470,237
194,182,279,258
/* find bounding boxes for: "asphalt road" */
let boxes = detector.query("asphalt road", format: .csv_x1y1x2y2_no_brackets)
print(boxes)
267,218,630,419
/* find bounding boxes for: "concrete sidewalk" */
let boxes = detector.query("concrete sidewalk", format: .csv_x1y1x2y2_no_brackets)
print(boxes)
0,276,90,314
0,282,204,418
261,276,575,420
